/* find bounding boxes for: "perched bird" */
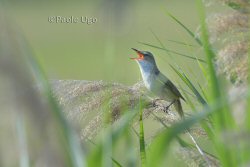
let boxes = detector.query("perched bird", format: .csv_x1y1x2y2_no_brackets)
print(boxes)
131,48,185,117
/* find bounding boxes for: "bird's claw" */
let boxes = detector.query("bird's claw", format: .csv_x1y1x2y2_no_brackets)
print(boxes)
152,98,162,108
163,106,170,113
163,100,176,114
151,99,176,115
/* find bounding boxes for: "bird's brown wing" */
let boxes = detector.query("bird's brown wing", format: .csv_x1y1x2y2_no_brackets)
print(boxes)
158,73,185,101
165,79,185,101
174,99,184,117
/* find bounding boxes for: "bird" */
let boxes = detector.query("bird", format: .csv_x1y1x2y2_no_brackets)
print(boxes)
130,49,210,162
131,48,185,118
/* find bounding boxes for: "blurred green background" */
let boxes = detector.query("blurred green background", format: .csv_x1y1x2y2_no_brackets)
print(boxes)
4,0,203,85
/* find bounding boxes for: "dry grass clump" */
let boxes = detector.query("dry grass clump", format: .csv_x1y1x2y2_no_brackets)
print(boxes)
51,80,183,140
207,11,249,43
200,0,250,124
206,1,249,85
50,80,210,166
216,41,249,84
219,0,250,11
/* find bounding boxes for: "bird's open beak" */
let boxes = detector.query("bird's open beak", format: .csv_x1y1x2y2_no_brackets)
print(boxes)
131,48,144,60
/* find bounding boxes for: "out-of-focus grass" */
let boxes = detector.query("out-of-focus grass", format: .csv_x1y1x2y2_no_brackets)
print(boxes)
139,99,146,167
0,9,86,166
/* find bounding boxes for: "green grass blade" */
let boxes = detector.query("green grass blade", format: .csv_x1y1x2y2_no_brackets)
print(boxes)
148,108,212,167
151,112,190,148
150,29,164,45
181,86,196,112
246,24,250,130
132,126,140,138
197,59,209,84
149,29,206,63
111,109,140,141
197,0,235,128
88,107,141,167
170,65,207,105
87,139,124,167
166,11,203,46
245,36,250,129
126,128,137,167
147,91,242,167
198,83,208,101
151,112,217,160
181,86,214,140
196,1,237,166
139,100,147,167
197,60,210,102
196,0,220,101
111,158,123,167
148,85,249,167
167,39,197,47
139,42,206,63
247,89,250,128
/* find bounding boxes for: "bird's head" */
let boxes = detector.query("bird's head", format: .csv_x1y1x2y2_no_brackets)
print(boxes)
131,48,156,65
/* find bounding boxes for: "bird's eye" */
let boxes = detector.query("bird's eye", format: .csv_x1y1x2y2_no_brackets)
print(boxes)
139,53,144,59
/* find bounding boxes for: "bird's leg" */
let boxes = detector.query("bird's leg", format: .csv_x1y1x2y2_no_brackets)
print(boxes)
152,98,162,107
164,100,176,113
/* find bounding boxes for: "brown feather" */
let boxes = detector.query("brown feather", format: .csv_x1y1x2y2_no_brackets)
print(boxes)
174,99,184,118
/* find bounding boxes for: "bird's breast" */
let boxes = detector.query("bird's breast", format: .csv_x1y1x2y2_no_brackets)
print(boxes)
140,70,154,89
142,72,162,94
138,63,174,100
141,73,176,102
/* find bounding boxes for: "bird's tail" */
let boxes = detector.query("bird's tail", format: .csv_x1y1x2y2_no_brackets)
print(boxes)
174,99,184,118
